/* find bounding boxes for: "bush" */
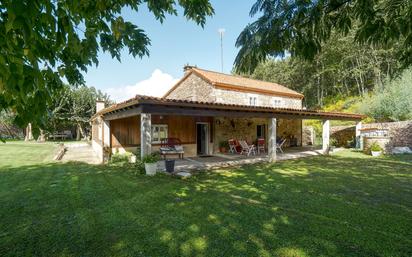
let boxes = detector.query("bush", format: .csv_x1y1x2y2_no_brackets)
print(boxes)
330,138,338,147
360,69,412,122
142,152,161,164
110,152,130,164
370,142,382,152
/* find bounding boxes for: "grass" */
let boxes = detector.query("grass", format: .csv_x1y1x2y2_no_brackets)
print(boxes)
0,142,411,257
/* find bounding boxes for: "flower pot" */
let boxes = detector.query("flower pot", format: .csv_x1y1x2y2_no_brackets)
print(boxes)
219,147,227,153
165,159,175,173
371,151,382,157
145,163,157,175
129,155,137,163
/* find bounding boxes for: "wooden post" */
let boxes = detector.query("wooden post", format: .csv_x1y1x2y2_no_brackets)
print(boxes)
268,117,277,162
322,120,330,154
140,113,152,160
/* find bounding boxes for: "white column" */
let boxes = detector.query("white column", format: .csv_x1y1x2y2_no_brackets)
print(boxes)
268,118,277,162
322,120,330,154
140,113,152,160
355,121,362,150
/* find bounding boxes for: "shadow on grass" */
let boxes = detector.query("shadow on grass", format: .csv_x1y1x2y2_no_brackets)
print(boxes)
0,152,411,257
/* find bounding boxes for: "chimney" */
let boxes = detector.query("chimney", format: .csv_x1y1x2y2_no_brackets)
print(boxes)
183,64,196,75
96,100,105,113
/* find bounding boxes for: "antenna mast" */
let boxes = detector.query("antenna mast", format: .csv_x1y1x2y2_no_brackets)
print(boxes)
218,28,225,72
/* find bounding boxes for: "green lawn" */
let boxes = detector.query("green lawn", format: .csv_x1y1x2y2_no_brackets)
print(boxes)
0,142,411,257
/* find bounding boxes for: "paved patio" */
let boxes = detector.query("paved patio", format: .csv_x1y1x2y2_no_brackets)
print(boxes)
158,146,327,173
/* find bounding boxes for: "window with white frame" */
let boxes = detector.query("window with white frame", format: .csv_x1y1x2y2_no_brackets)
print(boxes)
151,124,168,143
273,99,283,107
248,94,258,106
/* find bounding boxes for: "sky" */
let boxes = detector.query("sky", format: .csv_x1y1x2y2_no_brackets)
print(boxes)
83,1,256,102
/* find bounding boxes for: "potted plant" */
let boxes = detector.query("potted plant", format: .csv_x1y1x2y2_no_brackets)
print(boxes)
142,152,160,175
219,141,229,153
370,142,382,157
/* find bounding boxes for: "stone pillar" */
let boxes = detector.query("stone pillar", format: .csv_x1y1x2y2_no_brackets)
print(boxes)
140,113,152,160
103,120,110,147
322,120,330,154
268,117,277,162
355,121,362,150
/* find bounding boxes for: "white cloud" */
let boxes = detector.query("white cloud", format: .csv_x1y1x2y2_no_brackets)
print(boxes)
104,69,179,103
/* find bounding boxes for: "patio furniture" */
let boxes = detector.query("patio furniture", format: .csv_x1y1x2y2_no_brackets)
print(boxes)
160,138,184,159
239,140,256,156
276,138,287,153
257,138,265,154
228,139,240,154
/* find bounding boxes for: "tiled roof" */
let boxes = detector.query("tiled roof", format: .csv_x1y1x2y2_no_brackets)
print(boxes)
167,67,304,99
92,95,365,121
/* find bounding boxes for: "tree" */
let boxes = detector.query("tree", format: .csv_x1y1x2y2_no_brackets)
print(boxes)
360,69,412,121
234,0,412,73
0,0,214,137
250,30,399,107
46,85,111,140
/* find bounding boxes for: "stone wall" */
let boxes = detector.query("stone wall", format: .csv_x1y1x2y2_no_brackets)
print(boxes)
330,125,356,147
213,117,302,152
302,126,316,145
331,120,412,149
165,73,216,102
363,137,391,153
362,121,412,149
214,88,302,109
166,73,302,109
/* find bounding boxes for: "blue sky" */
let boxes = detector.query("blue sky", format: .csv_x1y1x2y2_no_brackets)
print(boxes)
83,1,256,102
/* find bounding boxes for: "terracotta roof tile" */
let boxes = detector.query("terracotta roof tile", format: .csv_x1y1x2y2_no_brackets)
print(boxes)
92,95,365,121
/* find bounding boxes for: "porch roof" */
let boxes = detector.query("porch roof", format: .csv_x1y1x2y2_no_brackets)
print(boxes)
93,95,365,121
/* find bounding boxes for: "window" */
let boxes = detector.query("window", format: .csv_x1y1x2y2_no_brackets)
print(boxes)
257,124,266,139
249,96,257,106
151,124,168,143
273,99,282,107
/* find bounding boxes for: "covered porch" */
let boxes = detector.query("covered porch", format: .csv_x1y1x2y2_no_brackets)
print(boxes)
157,146,326,172
92,96,364,164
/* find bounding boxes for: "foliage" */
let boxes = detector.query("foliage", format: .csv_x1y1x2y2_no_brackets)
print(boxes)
370,142,382,152
109,152,131,165
249,31,400,108
359,69,412,121
142,152,161,164
46,85,111,139
330,138,338,147
234,0,412,73
1,143,412,256
0,0,214,136
218,141,229,148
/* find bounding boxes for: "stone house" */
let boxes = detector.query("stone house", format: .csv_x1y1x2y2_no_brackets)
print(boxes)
91,66,363,162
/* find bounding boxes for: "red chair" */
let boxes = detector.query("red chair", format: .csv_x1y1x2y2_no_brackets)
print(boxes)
257,138,265,154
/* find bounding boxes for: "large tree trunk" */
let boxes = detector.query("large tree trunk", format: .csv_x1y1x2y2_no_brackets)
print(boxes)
24,123,33,141
76,123,85,141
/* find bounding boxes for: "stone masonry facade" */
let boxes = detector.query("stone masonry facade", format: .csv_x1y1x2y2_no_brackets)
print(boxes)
166,73,302,109
213,117,302,152
331,120,412,150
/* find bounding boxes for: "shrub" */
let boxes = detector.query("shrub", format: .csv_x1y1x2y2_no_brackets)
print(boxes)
330,138,338,147
109,152,131,165
370,142,382,152
142,152,161,164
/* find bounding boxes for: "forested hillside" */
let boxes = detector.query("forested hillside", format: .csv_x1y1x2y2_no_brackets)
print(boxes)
244,30,411,123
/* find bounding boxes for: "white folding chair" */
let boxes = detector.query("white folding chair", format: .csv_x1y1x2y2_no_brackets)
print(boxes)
276,139,286,153
239,140,256,156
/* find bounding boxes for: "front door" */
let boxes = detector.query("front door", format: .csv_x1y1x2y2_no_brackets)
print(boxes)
196,123,209,155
